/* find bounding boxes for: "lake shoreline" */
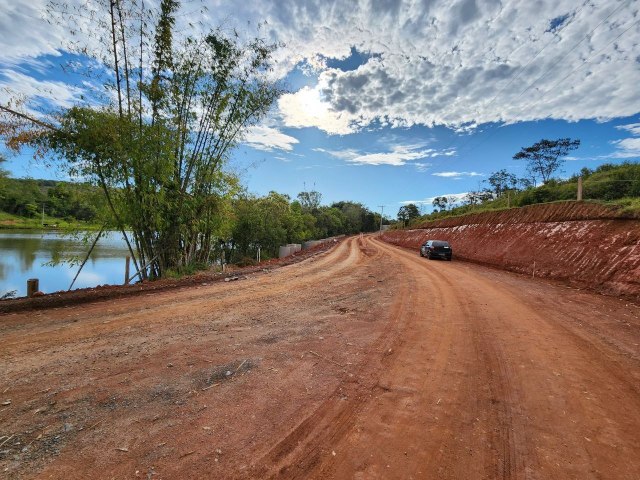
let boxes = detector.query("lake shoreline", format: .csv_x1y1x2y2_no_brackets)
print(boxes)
0,238,340,314
0,211,101,231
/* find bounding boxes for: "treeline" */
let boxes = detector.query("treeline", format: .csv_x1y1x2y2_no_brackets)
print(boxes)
403,161,640,226
0,177,106,221
218,191,380,265
0,174,381,264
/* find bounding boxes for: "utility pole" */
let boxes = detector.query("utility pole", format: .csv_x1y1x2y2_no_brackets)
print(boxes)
378,205,385,232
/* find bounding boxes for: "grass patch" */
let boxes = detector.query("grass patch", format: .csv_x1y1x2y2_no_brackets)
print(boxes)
0,211,100,230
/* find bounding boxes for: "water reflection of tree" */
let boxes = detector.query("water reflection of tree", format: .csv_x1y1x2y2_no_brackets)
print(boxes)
0,231,129,276
0,234,42,271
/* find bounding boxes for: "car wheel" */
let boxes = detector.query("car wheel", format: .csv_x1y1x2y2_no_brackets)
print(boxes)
419,251,423,257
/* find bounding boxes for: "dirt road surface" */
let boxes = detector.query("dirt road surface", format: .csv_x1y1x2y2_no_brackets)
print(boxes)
1,236,639,479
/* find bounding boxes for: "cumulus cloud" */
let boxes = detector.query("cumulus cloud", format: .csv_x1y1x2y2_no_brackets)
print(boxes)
2,0,639,135
242,125,300,152
314,144,452,166
0,69,86,113
610,123,640,158
243,0,640,133
278,86,355,135
401,192,470,206
432,171,484,178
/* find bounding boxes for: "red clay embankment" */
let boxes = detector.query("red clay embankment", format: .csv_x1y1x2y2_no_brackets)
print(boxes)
381,201,640,297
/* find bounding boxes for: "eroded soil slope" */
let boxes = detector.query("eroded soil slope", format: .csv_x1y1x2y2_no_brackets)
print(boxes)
382,202,640,297
1,236,639,479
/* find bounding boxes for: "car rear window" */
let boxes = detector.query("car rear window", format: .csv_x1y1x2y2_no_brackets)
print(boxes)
432,241,450,247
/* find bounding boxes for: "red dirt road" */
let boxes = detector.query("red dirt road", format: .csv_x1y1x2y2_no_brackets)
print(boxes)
1,236,639,479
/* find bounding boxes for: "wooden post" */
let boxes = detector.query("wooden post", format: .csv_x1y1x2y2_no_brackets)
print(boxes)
27,278,39,298
124,256,131,285
577,175,583,201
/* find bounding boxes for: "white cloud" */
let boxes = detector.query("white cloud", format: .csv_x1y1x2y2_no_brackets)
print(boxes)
242,125,299,152
610,137,640,159
414,162,432,172
278,86,355,135
432,171,483,178
0,69,87,115
256,0,640,132
314,144,451,166
2,1,639,134
610,122,640,159
0,1,63,63
616,123,640,136
401,192,470,206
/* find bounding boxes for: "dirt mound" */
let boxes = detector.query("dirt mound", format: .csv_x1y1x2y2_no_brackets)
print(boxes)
415,201,633,229
382,202,640,297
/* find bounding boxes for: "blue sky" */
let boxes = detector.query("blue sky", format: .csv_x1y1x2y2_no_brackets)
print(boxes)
1,0,639,217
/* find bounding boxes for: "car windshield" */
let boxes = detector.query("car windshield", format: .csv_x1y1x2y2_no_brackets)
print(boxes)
432,241,450,247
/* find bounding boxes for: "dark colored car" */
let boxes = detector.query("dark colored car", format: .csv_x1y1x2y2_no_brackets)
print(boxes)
420,240,452,261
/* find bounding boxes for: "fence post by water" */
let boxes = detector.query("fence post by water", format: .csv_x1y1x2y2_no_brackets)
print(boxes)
27,278,39,298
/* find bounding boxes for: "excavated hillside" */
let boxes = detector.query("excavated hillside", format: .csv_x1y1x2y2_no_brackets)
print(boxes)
381,201,640,297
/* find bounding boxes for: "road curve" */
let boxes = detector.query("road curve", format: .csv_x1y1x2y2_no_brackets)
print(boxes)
258,236,640,480
1,235,639,480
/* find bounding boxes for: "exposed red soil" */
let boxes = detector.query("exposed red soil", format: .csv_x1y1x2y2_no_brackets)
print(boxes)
383,201,640,297
1,235,639,479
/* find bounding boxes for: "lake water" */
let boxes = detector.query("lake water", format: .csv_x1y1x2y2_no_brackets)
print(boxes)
0,230,131,298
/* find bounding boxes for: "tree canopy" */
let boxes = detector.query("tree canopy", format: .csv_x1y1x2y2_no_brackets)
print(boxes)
397,203,420,226
513,138,580,184
485,169,518,197
4,0,283,279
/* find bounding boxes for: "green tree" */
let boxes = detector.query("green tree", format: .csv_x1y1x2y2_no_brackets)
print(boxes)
21,0,282,278
314,206,345,238
463,190,492,206
431,196,448,212
397,203,420,226
485,169,518,197
513,138,580,185
297,190,322,213
0,154,8,203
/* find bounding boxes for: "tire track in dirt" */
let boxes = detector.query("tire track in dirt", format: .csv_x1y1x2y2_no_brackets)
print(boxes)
0,236,397,479
3,234,639,479
247,237,402,479
342,237,524,480
0,238,362,360
295,236,640,479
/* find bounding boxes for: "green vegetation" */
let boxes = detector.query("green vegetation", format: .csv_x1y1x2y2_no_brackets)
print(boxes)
513,138,581,185
227,191,381,265
3,0,282,279
0,177,105,229
405,161,640,227
0,177,382,265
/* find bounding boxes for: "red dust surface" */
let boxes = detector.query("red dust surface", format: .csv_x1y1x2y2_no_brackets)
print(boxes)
1,235,640,479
